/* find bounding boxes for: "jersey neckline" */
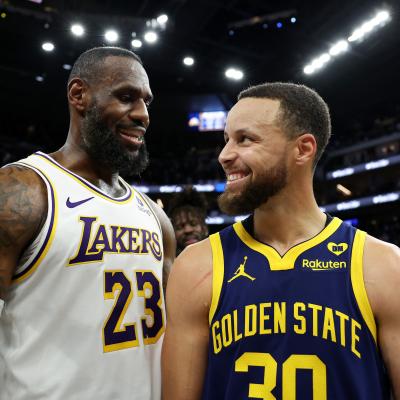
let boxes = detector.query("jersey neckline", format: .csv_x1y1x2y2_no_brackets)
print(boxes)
233,216,342,270
34,152,134,203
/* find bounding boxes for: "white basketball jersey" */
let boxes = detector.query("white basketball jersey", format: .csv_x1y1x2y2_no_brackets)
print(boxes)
0,152,165,400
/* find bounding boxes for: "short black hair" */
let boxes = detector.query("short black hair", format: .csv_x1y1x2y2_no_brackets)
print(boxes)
238,82,331,167
68,46,142,85
168,186,208,221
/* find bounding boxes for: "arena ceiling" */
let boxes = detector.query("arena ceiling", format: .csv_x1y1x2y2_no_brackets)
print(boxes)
0,0,399,154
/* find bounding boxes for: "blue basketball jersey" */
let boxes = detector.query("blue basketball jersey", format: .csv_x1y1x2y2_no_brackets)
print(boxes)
202,216,389,400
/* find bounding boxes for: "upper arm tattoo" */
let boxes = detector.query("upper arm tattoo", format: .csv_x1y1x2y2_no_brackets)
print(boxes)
0,166,47,298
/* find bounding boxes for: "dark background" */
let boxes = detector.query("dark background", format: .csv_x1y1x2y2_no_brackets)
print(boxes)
0,0,399,242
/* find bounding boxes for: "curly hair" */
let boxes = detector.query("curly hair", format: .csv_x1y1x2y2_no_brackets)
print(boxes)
168,186,208,221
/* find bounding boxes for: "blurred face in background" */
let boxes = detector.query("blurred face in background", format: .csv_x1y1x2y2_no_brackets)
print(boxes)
172,208,208,253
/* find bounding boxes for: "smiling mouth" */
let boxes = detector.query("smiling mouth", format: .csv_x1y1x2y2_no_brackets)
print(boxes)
118,128,145,147
226,172,249,185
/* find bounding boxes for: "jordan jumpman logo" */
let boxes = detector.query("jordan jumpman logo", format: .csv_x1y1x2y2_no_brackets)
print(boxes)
228,256,255,283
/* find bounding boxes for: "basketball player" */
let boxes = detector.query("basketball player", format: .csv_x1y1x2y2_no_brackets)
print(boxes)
0,47,175,399
168,186,209,254
162,83,400,399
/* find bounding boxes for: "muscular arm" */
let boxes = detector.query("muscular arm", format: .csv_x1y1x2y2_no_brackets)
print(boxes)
0,165,47,301
364,236,400,398
146,196,176,290
162,239,212,400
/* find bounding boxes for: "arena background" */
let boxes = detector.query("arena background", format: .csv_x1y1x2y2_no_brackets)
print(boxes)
0,0,399,244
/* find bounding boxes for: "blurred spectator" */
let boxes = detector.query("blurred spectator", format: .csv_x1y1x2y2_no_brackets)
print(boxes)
168,186,209,255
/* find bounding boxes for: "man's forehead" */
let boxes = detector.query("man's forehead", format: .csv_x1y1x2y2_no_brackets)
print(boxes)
227,97,281,127
100,56,149,85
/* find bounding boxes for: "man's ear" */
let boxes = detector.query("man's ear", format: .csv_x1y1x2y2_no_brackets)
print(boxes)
294,133,317,166
68,77,90,114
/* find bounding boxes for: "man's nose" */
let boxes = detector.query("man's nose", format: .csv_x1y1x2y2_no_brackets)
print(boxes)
129,99,150,128
218,140,236,167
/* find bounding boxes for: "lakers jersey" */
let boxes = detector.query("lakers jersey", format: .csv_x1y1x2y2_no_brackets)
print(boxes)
202,215,389,399
0,152,165,400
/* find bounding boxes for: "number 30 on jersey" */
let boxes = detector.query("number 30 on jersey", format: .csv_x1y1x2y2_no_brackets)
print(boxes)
102,269,165,352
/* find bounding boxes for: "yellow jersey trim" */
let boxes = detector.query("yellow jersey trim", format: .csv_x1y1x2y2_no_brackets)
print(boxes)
233,217,342,270
35,152,134,204
350,230,377,343
209,233,225,325
12,164,58,283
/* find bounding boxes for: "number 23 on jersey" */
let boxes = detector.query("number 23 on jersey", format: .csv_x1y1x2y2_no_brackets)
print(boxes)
103,269,165,352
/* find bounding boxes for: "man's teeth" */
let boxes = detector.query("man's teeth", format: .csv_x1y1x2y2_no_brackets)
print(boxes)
227,173,246,181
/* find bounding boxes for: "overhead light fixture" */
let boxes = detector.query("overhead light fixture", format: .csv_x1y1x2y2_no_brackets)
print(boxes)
348,10,390,42
329,40,349,56
303,8,391,76
144,31,158,43
131,39,142,48
63,64,72,70
291,17,296,23
225,67,244,80
183,56,194,66
35,75,44,82
104,30,119,43
42,42,55,52
157,14,168,25
71,24,85,37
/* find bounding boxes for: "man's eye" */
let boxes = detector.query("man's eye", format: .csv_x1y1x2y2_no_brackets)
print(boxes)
120,94,132,102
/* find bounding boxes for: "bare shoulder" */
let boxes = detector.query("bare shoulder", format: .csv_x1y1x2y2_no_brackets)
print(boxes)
0,165,48,298
143,194,175,239
0,164,48,243
143,194,176,262
363,234,400,319
166,238,213,315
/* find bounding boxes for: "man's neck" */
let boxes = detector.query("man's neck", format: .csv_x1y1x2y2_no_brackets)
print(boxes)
252,186,326,256
49,144,125,198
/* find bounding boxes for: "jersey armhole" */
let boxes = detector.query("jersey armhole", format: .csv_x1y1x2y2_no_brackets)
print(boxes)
209,233,224,325
350,229,377,343
11,162,58,283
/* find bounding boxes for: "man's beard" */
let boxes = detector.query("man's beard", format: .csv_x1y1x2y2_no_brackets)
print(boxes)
81,105,149,177
218,156,288,215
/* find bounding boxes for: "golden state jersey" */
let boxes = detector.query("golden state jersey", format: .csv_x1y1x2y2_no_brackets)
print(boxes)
0,152,165,400
203,215,389,400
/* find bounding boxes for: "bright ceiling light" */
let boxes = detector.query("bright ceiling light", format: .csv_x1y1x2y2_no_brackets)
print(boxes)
375,10,390,23
144,31,158,43
329,40,349,56
104,30,119,43
303,65,315,75
183,56,194,66
131,39,142,48
348,9,391,42
157,14,168,24
42,42,54,52
63,64,72,70
225,67,244,80
71,24,84,37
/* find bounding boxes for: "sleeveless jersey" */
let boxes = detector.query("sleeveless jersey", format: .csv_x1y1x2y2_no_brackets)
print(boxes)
202,216,389,400
0,152,165,400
